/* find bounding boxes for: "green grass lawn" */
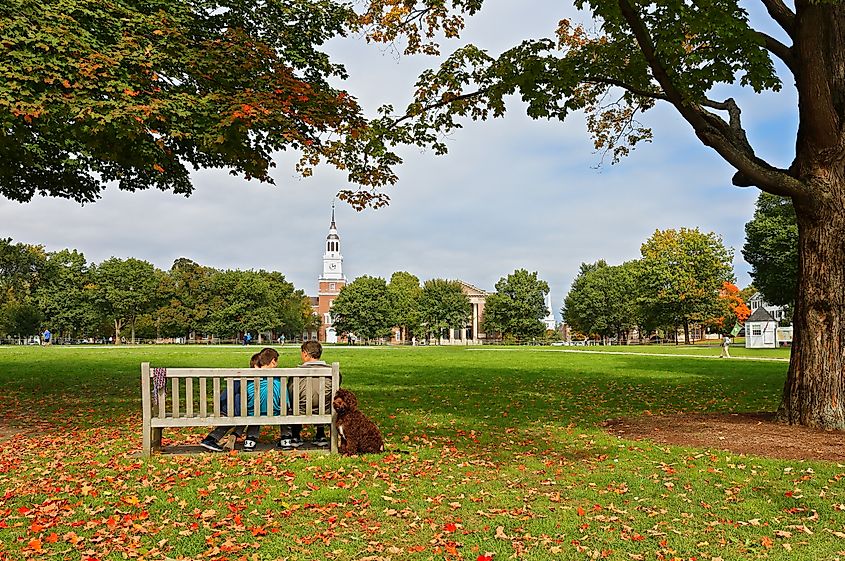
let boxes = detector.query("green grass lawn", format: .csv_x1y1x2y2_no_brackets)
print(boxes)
0,344,842,561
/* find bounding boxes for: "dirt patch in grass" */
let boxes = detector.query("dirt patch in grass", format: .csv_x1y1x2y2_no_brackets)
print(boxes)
601,412,845,462
0,424,27,443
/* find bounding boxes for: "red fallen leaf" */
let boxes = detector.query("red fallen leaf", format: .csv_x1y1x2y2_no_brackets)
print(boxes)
408,545,426,553
631,534,645,541
27,538,42,552
577,506,586,516
478,556,493,561
31,522,44,533
761,536,774,549
444,522,457,533
250,526,267,536
45,533,58,544
18,507,30,515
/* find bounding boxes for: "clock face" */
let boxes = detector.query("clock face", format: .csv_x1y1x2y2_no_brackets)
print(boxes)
329,262,338,270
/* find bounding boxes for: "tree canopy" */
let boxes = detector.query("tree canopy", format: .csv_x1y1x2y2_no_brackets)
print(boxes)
330,275,395,341
418,279,470,342
638,228,734,344
482,268,549,341
742,193,798,308
562,260,639,342
388,271,422,342
359,1,845,427
0,0,397,208
0,239,316,343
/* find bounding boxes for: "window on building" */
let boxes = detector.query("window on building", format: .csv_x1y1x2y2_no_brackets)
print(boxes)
324,313,331,324
329,283,336,290
751,325,762,336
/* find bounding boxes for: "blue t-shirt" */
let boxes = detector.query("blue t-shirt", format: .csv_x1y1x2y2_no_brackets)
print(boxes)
245,376,287,416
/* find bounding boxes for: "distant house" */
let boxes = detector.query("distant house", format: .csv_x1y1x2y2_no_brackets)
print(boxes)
745,306,778,348
748,292,788,323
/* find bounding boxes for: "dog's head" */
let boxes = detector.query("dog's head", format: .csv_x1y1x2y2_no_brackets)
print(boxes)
333,388,358,414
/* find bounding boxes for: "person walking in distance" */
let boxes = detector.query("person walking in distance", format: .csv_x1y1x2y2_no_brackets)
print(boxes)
720,335,732,358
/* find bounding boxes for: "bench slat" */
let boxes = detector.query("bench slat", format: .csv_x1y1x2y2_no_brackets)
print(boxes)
293,376,300,415
152,368,332,378
226,378,235,417
261,376,268,417
186,378,193,418
213,378,221,417
199,377,207,417
151,413,333,429
306,377,313,416
172,378,180,418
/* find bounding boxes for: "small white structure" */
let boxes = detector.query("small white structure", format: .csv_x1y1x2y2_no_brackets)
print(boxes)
745,306,778,348
543,293,556,331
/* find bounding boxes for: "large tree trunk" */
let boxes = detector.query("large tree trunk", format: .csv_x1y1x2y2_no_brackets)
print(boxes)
777,3,845,429
778,190,845,429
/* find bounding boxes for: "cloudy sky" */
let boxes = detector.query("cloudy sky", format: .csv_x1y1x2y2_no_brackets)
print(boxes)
0,1,794,319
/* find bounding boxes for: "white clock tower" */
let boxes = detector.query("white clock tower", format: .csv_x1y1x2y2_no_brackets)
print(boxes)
316,205,347,342
321,206,345,280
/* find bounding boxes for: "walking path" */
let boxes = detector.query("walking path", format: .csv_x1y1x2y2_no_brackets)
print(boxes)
466,347,790,362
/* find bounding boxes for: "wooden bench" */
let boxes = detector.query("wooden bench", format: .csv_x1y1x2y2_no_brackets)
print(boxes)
141,362,340,456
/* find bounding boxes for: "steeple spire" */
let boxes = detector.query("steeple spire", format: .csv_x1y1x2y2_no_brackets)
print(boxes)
330,200,336,229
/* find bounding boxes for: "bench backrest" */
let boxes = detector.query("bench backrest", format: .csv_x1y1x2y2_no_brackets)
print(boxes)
141,362,341,426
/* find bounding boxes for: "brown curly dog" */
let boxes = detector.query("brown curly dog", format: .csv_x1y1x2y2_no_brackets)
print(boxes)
332,388,384,455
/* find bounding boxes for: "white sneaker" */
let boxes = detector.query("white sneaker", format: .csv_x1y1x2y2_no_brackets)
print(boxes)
242,439,257,452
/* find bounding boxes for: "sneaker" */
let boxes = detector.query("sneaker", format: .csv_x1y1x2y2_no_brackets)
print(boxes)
242,438,257,452
277,438,295,450
276,437,304,450
313,436,329,447
200,436,224,452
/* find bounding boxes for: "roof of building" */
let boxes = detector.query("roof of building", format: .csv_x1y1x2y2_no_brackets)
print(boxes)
457,280,489,296
747,306,776,322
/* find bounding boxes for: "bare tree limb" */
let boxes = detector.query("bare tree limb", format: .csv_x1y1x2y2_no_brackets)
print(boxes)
760,0,796,38
754,30,795,72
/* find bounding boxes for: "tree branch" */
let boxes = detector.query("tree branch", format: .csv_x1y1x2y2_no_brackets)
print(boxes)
392,89,489,126
616,0,805,198
754,30,795,72
760,0,796,38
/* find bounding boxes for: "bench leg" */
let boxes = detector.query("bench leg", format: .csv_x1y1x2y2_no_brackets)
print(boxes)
142,427,151,457
152,428,163,453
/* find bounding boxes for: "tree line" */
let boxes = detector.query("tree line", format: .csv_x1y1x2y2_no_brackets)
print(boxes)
562,228,750,344
330,269,554,344
0,239,317,343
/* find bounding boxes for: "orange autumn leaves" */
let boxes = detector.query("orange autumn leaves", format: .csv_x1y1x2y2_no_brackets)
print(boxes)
713,282,751,330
